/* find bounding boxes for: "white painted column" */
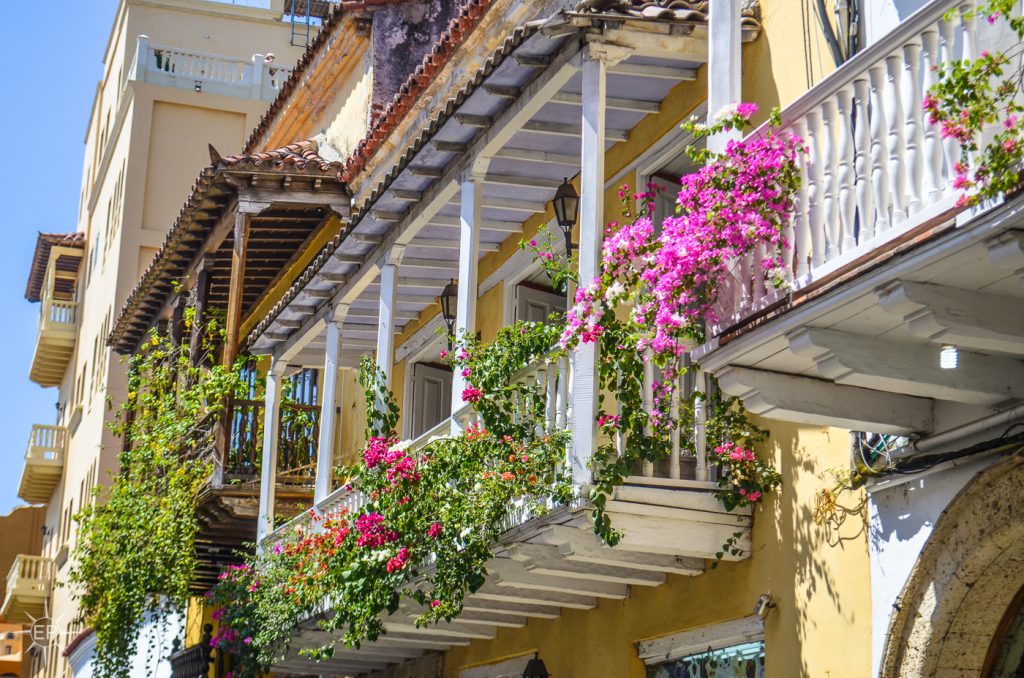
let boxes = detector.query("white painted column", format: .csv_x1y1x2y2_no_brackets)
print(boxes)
314,303,348,504
451,172,483,415
376,246,404,416
570,52,607,486
256,356,288,545
707,0,742,154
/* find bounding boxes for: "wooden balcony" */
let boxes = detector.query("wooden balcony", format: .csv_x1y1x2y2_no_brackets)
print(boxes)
29,245,81,387
189,398,319,591
265,358,750,675
17,425,66,505
1,555,52,624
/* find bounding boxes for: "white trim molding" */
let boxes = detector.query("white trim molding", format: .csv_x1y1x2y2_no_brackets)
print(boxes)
636,615,764,665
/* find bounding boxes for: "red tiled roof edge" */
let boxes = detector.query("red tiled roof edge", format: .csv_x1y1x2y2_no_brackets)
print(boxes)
62,627,95,658
109,141,346,352
340,0,492,183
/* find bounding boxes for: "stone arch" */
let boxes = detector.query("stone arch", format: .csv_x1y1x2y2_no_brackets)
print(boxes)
881,454,1024,677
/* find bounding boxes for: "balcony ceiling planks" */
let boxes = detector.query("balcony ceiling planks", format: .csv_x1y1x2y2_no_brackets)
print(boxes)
248,6,754,358
110,140,350,355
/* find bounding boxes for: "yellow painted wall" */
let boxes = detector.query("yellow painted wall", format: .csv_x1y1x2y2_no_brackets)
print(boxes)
444,421,871,678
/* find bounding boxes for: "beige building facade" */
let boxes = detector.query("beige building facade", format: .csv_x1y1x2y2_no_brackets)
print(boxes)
15,2,312,677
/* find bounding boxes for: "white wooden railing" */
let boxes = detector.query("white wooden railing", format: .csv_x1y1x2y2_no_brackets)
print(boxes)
130,36,292,102
263,345,716,544
4,555,52,602
713,0,986,332
26,425,67,463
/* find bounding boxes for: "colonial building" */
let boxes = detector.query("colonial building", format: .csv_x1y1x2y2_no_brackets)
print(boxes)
30,0,1024,676
14,2,309,677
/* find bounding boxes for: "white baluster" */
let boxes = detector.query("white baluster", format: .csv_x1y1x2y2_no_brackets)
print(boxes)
852,78,875,243
555,355,569,430
641,355,655,478
669,374,681,480
961,3,977,61
885,53,909,225
869,62,893,232
820,98,839,261
693,368,708,482
920,28,945,202
751,241,766,305
961,4,978,171
902,40,925,215
788,121,808,278
938,15,961,187
805,109,827,267
835,86,857,253
545,360,558,433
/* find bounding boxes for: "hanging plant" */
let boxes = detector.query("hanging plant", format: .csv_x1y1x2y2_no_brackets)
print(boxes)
207,336,572,676
70,313,252,678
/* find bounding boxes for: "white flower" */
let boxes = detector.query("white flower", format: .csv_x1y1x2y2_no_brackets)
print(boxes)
713,103,740,122
604,281,625,302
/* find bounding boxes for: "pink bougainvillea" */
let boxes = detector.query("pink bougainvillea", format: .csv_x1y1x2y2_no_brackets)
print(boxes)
563,103,803,354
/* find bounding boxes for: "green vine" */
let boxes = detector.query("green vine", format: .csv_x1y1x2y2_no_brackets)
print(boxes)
70,315,250,678
207,342,572,676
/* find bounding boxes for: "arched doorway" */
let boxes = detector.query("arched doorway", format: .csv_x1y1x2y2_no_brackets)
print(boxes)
882,455,1024,677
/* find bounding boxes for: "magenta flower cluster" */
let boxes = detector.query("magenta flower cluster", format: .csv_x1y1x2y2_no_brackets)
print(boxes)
562,103,803,355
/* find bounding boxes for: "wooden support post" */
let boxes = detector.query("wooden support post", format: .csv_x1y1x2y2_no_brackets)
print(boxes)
223,211,251,367
315,303,349,504
257,356,288,546
571,51,607,486
188,260,211,369
451,171,484,416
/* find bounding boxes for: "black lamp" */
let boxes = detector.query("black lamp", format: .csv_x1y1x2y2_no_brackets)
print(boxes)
522,653,550,678
439,279,458,349
552,177,579,254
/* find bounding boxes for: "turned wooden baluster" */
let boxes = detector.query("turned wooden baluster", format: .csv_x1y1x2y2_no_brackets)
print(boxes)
788,120,808,278
885,53,909,225
805,109,827,268
820,98,840,261
920,27,945,202
853,78,875,243
869,62,892,232
902,39,925,215
835,85,857,253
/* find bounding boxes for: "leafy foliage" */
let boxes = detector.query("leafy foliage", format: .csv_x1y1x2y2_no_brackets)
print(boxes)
70,316,250,678
208,343,571,676
925,1,1024,206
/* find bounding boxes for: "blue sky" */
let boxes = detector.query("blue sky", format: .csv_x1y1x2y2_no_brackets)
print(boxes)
0,1,118,515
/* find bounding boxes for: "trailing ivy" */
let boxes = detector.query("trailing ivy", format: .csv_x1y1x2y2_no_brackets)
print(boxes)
70,314,250,678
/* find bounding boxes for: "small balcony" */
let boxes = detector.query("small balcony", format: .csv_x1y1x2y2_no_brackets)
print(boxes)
29,245,81,387
130,35,293,102
186,394,320,590
1,555,52,624
17,425,67,505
